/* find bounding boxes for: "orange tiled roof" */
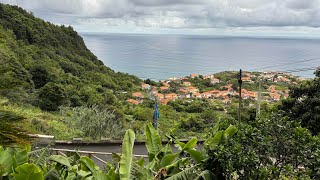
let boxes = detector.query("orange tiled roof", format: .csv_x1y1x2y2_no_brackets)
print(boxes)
132,92,144,98
127,99,139,105
160,86,169,91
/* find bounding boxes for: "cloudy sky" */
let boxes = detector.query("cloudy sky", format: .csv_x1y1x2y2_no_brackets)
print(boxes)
1,0,320,37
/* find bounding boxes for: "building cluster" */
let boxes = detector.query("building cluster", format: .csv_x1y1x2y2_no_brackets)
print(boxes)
127,72,295,105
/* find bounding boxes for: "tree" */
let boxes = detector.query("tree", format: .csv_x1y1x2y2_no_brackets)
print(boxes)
37,82,67,111
280,68,320,135
29,65,51,89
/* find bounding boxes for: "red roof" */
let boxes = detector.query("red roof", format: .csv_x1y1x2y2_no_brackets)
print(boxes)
127,99,139,105
132,92,144,98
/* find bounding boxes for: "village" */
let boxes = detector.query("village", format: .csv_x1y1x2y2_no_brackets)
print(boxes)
127,71,302,105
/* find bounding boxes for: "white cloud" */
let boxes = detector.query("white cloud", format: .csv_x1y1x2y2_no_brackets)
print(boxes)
1,0,320,36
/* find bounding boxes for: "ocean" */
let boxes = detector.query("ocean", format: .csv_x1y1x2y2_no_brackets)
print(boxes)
81,33,320,80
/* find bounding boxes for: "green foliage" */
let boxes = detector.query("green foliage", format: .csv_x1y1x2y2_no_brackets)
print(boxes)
59,105,124,140
11,163,43,180
145,123,162,161
38,82,67,111
213,115,320,179
119,129,135,180
280,68,320,135
0,3,141,112
0,119,319,179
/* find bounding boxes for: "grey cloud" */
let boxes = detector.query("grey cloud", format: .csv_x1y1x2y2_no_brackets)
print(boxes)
1,0,320,30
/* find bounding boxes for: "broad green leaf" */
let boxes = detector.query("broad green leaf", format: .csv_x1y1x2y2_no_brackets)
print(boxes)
119,129,135,180
174,140,185,151
135,158,145,167
166,158,189,175
211,122,220,135
80,156,106,180
182,137,198,151
106,166,119,180
145,123,162,161
186,149,205,164
224,125,237,139
204,131,222,150
159,153,178,168
11,163,43,180
0,146,14,175
77,170,91,178
14,148,28,167
49,155,71,167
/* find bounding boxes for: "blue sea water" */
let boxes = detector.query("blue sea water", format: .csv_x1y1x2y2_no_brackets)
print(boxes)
81,33,320,80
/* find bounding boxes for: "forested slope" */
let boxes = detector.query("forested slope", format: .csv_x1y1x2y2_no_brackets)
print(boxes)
0,3,141,111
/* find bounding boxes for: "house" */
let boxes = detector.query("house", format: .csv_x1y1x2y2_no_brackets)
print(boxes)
209,90,221,98
278,76,291,82
183,81,192,86
193,92,202,98
270,93,281,101
186,86,199,93
159,99,169,105
222,96,231,104
268,85,277,93
141,83,151,90
242,77,253,83
160,86,169,91
243,72,251,77
201,92,212,99
248,91,257,99
178,88,188,94
211,78,220,84
227,88,236,95
190,74,199,78
155,93,165,100
165,93,178,100
284,93,289,99
127,99,140,105
162,82,170,87
132,92,144,99
150,88,158,95
203,74,215,79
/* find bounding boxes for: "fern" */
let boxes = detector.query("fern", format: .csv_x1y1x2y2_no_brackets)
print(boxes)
28,147,51,167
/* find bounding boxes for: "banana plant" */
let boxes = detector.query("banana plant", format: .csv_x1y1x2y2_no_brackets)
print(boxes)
119,129,135,180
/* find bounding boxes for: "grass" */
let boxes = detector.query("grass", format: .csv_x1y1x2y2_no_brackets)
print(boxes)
0,96,77,140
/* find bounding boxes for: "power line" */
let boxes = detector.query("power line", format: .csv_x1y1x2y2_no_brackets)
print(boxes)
251,50,312,71
253,57,320,71
281,66,319,73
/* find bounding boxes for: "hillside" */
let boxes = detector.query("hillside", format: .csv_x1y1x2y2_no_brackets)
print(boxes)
0,3,141,109
0,3,143,141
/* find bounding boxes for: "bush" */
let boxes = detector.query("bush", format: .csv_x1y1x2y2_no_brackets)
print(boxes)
37,82,67,111
59,105,124,140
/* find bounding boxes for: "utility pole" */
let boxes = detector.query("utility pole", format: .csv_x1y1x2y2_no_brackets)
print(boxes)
238,69,242,123
256,79,262,117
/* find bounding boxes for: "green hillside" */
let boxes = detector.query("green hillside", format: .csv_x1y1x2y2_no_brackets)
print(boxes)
0,3,143,141
0,3,141,110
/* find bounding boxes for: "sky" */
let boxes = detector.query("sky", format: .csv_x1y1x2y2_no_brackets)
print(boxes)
1,0,320,37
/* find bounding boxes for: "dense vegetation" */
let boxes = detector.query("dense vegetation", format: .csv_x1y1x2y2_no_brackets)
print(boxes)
0,3,142,141
1,3,320,179
1,121,319,179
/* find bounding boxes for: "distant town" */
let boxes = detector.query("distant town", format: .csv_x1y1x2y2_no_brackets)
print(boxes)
127,71,305,105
